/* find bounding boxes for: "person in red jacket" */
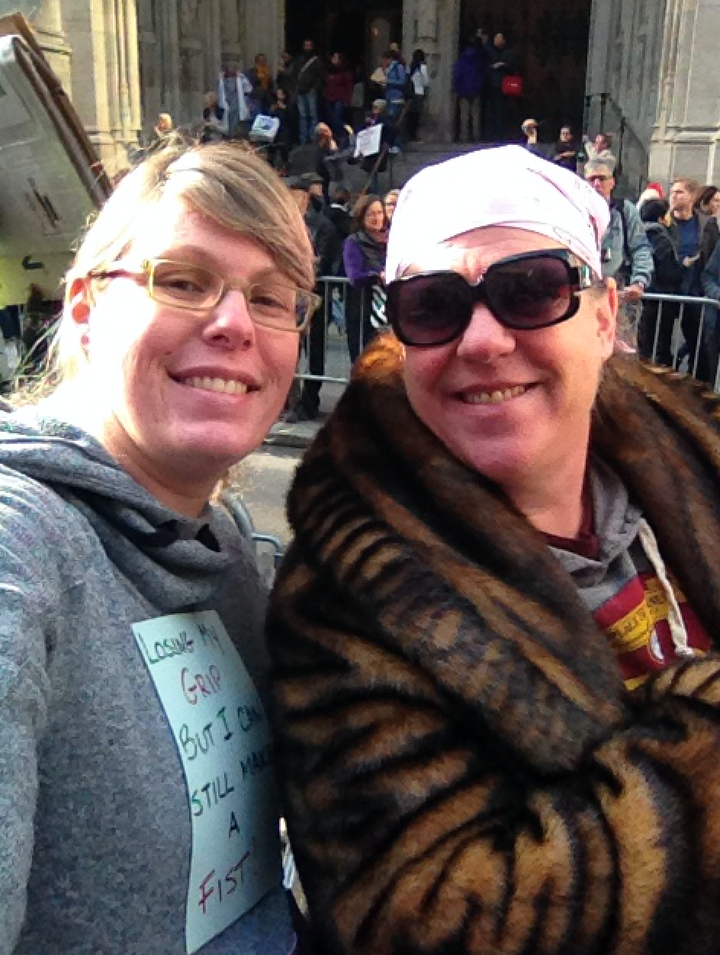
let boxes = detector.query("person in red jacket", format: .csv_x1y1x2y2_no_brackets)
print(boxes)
323,52,353,141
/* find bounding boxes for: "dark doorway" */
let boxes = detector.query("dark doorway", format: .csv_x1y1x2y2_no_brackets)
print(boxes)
285,0,402,73
460,0,592,143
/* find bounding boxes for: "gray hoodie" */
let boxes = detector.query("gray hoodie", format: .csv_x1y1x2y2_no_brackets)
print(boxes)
551,460,707,678
550,459,644,603
0,405,294,954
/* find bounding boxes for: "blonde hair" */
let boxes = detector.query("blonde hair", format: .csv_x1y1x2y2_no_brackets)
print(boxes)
52,140,315,385
155,112,173,133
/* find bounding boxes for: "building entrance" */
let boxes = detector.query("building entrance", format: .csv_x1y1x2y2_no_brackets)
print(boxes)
285,0,402,73
460,0,592,143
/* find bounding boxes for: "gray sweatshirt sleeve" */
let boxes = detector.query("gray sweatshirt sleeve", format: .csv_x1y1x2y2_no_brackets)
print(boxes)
0,485,59,952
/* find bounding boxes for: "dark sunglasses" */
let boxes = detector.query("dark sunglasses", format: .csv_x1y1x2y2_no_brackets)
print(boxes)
386,250,594,347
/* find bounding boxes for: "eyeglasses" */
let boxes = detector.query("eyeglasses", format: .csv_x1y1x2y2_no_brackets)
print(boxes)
386,250,594,347
88,258,320,333
586,174,612,184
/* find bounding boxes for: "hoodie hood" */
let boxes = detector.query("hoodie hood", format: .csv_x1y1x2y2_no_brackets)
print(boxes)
551,457,643,586
0,401,239,609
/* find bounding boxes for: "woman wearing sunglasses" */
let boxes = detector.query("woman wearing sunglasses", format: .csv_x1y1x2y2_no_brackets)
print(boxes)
269,145,720,954
0,142,317,954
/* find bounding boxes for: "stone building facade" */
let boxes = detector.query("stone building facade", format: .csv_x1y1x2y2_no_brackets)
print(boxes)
649,0,720,186
23,0,720,188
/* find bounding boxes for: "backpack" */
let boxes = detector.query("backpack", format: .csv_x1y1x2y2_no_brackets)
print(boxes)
403,74,415,99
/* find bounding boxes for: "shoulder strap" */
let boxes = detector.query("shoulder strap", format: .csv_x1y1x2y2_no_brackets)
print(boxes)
299,55,318,76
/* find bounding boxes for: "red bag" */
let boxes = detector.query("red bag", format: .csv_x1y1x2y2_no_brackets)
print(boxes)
501,74,524,97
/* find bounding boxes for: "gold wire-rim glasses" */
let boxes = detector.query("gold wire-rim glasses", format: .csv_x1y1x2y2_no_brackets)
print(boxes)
88,257,320,333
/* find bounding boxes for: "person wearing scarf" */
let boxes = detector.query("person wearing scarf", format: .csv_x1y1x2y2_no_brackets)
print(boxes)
341,193,388,363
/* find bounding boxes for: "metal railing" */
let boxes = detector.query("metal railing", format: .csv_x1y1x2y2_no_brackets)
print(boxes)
293,276,379,388
223,489,285,586
638,292,720,389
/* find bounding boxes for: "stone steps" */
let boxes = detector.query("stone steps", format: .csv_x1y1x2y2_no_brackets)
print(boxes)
285,140,489,198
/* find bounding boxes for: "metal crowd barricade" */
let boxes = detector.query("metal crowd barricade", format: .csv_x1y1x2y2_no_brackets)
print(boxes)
638,292,720,390
293,275,374,388
224,491,284,586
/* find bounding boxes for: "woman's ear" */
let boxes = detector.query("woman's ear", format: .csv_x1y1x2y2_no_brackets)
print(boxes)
67,277,93,326
597,277,618,359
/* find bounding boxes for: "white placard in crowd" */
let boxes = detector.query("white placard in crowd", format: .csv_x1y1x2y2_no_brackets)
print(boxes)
354,124,382,158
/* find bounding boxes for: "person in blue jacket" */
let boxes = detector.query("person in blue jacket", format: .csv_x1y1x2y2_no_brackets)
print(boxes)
452,40,482,142
382,48,407,149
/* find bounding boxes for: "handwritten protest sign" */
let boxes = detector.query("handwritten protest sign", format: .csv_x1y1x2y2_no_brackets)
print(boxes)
133,610,279,954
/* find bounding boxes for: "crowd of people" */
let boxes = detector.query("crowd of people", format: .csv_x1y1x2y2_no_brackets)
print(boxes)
510,115,720,385
278,175,397,422
25,26,720,410
125,40,428,183
202,41,428,163
586,159,718,385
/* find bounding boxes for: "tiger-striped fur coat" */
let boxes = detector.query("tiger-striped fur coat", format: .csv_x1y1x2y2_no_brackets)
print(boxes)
268,334,720,955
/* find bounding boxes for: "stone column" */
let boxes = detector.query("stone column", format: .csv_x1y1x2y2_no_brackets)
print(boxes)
202,0,223,92
403,0,460,142
584,0,614,132
121,0,142,135
113,0,136,134
241,0,284,71
61,0,112,157
162,0,182,121
650,0,720,185
584,0,667,191
33,0,73,95
60,0,143,173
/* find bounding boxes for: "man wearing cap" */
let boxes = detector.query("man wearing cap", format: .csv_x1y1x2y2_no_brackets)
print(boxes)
270,144,720,955
585,157,653,346
285,176,337,421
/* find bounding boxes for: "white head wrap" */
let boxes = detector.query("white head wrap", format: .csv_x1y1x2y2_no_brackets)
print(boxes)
386,145,609,281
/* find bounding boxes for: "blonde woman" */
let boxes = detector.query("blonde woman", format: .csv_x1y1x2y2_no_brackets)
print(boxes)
0,142,317,954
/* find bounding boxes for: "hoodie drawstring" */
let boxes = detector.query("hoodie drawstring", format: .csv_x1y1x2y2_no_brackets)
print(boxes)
637,518,694,658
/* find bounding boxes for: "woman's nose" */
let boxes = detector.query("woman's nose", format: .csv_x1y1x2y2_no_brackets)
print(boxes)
455,301,517,362
202,287,256,348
